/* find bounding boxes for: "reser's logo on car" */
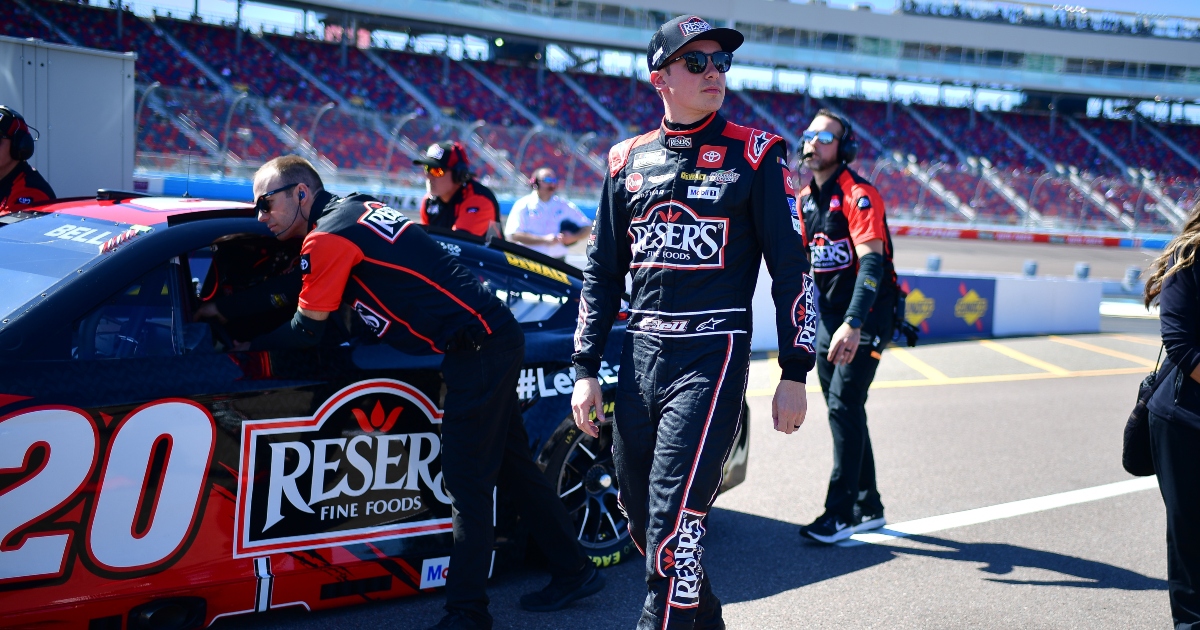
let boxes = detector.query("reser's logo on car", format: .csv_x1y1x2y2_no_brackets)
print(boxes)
629,201,728,270
809,233,853,272
236,380,453,557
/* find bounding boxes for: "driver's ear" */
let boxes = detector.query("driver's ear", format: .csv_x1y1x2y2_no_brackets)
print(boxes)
650,69,668,93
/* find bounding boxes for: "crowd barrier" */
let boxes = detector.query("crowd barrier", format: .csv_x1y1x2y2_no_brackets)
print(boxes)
751,264,1102,351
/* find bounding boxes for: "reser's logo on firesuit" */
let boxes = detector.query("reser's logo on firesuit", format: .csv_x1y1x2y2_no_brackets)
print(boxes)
629,201,728,270
809,233,854,272
235,380,453,557
657,508,707,608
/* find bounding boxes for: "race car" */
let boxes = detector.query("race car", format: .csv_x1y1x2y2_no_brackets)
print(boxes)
0,192,751,629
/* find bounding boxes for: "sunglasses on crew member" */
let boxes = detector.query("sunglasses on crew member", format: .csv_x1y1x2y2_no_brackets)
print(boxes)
663,50,734,74
424,165,447,178
254,182,300,215
539,176,559,185
802,130,838,145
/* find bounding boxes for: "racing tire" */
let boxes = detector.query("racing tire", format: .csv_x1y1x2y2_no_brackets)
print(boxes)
542,415,635,569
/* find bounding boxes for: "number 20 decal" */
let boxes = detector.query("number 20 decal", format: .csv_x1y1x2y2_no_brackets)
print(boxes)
0,400,216,584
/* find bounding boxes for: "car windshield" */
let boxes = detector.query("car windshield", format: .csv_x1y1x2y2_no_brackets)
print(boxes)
0,214,145,319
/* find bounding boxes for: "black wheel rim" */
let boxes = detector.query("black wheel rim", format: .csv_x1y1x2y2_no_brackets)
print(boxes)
556,425,629,550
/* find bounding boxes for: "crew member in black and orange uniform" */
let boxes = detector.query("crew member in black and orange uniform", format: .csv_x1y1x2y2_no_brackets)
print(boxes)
0,106,55,215
794,109,899,545
245,155,603,630
415,141,502,239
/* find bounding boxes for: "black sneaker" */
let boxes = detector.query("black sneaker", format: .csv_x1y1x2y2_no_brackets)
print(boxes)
425,611,490,630
519,564,606,612
853,505,886,533
800,512,854,544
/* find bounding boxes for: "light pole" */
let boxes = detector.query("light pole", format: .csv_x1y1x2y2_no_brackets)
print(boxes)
308,102,337,148
567,132,597,193
1083,174,1105,231
1132,179,1148,237
514,125,545,176
1028,172,1053,229
219,92,250,174
869,158,891,183
135,81,161,142
381,112,420,174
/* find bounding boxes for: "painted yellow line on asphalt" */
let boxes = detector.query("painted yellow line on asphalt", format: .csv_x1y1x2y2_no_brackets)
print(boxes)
1110,333,1161,347
887,347,950,382
744,366,1147,397
978,339,1071,376
1049,335,1158,368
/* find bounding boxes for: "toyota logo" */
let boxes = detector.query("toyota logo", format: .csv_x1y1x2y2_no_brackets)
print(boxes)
702,151,721,163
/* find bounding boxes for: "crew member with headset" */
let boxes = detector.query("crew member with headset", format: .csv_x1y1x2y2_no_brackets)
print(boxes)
241,155,604,630
0,106,55,215
794,109,899,544
505,167,592,260
416,141,502,239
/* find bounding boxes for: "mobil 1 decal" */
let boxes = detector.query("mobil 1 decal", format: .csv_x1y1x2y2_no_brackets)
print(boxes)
235,379,453,557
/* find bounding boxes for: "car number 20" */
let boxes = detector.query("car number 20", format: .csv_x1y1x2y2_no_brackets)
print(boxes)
0,400,216,583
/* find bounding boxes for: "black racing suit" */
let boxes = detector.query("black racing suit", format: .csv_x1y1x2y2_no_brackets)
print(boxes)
296,192,590,626
573,112,817,629
797,164,897,522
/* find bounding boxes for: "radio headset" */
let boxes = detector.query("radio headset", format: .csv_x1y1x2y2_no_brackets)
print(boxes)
828,112,859,164
0,106,37,161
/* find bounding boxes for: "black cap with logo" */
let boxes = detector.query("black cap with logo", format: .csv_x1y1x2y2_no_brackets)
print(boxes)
413,141,470,170
646,15,744,72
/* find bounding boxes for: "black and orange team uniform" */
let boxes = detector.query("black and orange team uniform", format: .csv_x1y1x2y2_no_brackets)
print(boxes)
0,160,55,215
420,179,501,238
796,164,898,535
257,190,592,627
574,111,817,629
197,237,302,342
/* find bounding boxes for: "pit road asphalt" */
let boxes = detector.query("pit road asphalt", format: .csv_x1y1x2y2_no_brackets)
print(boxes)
217,329,1170,630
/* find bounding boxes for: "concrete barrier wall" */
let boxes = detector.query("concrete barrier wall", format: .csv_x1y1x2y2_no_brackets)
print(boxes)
750,263,1102,351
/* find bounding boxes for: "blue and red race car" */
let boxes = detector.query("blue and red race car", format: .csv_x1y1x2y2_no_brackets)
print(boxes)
0,192,749,628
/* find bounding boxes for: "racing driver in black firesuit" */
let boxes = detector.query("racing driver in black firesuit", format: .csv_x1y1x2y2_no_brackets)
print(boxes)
570,16,817,630
241,155,604,630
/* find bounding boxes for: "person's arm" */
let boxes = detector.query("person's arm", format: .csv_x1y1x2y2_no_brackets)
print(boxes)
199,269,302,322
249,232,361,351
560,201,593,246
750,141,816,434
453,191,500,237
827,183,891,365
419,197,431,225
1158,259,1200,384
571,164,630,437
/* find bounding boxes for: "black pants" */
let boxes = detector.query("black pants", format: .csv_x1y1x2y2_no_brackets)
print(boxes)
815,309,892,521
614,332,750,630
440,319,590,624
1150,411,1200,630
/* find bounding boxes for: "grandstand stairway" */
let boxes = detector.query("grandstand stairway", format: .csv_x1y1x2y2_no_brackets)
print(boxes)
14,0,77,45
555,72,627,137
902,104,1038,222
140,88,223,161
817,98,974,220
1064,116,1185,226
1139,117,1200,175
731,90,800,150
980,110,1128,228
140,16,232,98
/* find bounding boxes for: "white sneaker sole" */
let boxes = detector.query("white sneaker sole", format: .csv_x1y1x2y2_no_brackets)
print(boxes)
803,526,854,544
854,517,886,533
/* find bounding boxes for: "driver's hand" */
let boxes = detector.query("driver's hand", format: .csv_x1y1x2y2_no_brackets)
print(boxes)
194,301,227,323
571,377,604,438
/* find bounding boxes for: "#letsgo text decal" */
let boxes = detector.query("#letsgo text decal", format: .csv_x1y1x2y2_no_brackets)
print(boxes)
628,201,728,270
235,380,453,557
517,361,618,401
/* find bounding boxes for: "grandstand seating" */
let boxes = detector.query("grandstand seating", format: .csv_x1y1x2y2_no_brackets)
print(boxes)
15,0,1197,232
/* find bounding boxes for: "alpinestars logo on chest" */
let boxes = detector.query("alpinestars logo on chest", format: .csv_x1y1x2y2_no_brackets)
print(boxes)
628,201,727,270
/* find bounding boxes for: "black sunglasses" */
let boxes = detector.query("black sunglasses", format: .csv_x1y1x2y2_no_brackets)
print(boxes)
664,50,733,74
802,130,838,145
254,182,300,215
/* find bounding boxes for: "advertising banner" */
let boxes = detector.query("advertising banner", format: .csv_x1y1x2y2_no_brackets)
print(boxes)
897,274,996,340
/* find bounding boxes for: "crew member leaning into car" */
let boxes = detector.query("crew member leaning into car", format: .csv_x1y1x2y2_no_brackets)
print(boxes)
416,141,502,239
231,155,603,630
0,106,55,215
794,109,899,545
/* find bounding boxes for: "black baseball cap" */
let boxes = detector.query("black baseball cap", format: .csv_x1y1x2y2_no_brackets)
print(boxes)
413,141,470,170
646,16,744,72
